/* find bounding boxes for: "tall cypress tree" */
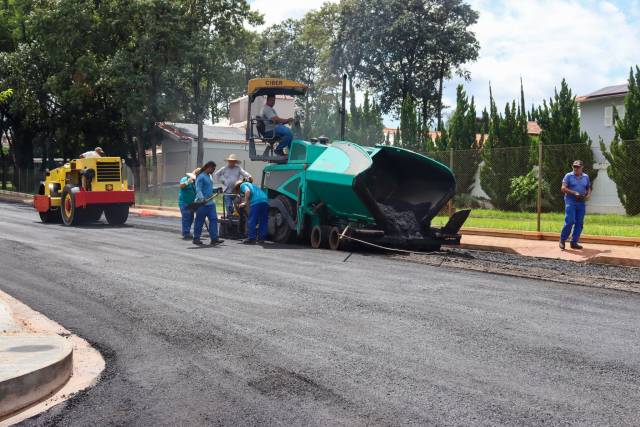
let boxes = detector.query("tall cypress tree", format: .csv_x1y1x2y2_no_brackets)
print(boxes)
400,94,419,151
480,84,532,209
447,85,480,193
601,66,640,215
537,78,597,211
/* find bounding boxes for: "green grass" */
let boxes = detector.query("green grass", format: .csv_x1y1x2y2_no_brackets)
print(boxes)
432,208,640,238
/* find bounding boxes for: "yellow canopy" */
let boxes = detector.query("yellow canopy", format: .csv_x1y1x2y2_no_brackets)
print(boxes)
247,78,308,100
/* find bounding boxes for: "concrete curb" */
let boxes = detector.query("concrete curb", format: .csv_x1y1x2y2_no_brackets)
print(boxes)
0,290,105,426
0,336,73,418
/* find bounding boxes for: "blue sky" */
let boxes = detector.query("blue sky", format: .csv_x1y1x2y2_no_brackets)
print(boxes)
249,0,640,126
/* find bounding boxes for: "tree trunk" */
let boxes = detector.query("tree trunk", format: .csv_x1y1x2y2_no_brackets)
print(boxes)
136,130,147,191
421,96,429,131
197,117,204,166
193,75,204,166
436,60,445,131
151,135,158,192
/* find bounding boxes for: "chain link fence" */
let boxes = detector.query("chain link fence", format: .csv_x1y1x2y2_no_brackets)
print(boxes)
2,141,640,237
426,141,640,237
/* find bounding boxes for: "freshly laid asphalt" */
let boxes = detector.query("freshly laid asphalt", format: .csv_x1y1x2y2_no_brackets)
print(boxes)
1,201,639,426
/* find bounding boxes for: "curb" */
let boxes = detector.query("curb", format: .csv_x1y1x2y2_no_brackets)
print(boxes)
0,336,73,418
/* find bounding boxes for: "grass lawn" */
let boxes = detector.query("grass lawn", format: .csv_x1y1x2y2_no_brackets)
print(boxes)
432,208,640,238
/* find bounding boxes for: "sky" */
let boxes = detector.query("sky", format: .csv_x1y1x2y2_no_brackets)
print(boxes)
248,0,640,126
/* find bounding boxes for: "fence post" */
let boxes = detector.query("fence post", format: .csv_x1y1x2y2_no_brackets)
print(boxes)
536,140,543,232
448,146,454,217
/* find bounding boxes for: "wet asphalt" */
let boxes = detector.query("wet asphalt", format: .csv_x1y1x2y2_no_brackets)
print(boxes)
1,201,639,426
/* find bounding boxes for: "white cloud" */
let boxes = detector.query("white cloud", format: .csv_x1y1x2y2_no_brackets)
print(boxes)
249,0,335,27
451,0,640,114
248,0,640,125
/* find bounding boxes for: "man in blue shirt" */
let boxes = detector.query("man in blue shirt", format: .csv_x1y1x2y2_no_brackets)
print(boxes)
235,179,269,244
560,160,592,250
178,168,199,240
193,161,223,246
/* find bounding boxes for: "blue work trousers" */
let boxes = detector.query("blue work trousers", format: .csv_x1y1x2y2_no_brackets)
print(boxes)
274,124,293,151
179,204,194,237
247,202,269,241
560,202,586,243
193,204,218,240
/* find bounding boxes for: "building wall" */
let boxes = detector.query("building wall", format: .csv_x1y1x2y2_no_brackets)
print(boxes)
579,97,626,214
229,95,296,126
161,137,270,185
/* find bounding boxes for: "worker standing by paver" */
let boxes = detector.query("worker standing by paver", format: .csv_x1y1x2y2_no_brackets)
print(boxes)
213,154,252,217
193,161,223,246
560,160,592,250
235,179,269,244
178,168,200,240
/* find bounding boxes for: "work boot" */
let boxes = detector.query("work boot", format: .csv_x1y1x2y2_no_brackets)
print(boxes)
257,239,266,244
182,234,193,240
570,242,583,250
210,239,224,246
242,239,256,245
193,238,204,245
274,149,285,156
559,240,565,250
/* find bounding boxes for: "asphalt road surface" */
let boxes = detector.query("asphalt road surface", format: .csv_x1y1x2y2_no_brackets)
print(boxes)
1,201,640,426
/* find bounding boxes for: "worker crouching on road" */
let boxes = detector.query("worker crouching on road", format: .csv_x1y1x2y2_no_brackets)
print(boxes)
235,179,269,244
178,168,200,240
213,153,252,217
560,160,592,250
193,161,224,246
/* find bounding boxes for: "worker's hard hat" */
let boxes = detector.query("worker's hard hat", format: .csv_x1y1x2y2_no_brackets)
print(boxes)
186,172,196,180
225,154,239,162
234,179,245,192
192,167,201,175
95,147,104,154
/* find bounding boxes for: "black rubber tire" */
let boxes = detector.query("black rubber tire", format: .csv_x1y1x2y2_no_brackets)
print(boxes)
39,210,57,223
84,206,104,222
310,225,329,249
268,195,296,244
60,185,81,226
104,204,129,225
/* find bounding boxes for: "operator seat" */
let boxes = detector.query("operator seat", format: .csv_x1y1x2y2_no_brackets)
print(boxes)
254,115,282,156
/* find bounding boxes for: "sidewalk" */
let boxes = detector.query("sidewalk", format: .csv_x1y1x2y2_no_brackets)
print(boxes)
460,234,640,268
0,291,104,425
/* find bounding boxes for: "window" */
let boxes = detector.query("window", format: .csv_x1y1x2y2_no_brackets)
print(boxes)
604,105,613,127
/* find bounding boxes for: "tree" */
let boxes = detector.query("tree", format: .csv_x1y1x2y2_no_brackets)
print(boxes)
601,66,640,215
332,0,479,127
536,79,597,211
447,84,479,193
480,85,532,209
399,95,420,151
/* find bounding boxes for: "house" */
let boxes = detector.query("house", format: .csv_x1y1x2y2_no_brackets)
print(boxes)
577,84,628,214
158,122,262,184
157,95,296,184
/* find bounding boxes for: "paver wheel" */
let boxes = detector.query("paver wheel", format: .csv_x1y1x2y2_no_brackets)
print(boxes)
268,195,296,244
60,185,82,226
104,204,129,225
